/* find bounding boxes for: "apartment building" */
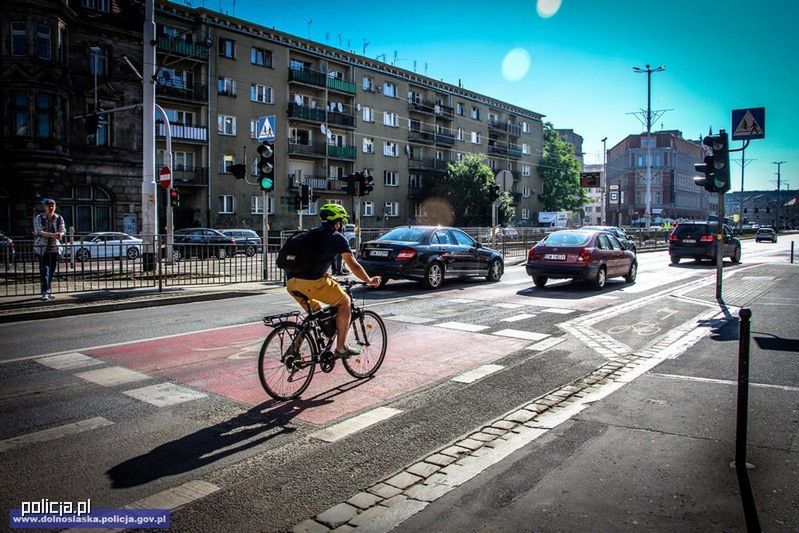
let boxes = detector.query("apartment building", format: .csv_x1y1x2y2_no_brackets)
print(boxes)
606,130,716,226
581,163,604,225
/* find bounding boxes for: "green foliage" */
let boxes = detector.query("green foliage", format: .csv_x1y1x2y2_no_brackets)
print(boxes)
539,122,588,211
431,154,515,226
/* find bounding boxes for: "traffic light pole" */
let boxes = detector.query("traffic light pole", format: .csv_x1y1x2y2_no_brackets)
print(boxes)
297,170,304,230
262,190,268,280
142,0,158,271
154,104,174,262
716,191,725,299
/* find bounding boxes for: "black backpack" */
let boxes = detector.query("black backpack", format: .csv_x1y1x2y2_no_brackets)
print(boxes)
276,229,322,274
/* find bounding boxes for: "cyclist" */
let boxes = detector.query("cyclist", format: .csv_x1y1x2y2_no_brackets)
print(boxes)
286,203,381,357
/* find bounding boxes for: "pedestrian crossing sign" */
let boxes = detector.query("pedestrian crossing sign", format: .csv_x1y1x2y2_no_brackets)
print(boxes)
731,107,765,140
256,115,276,142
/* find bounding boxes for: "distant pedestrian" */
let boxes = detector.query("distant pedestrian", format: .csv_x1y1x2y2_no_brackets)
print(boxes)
33,198,65,301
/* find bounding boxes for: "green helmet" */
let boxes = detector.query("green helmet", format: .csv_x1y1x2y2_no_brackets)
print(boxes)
319,203,349,225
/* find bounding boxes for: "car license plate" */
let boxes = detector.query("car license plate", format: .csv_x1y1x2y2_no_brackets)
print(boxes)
682,239,696,244
370,250,389,257
544,254,566,260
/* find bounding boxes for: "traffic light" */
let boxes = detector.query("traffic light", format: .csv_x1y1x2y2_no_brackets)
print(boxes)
257,141,275,191
300,184,310,209
292,196,301,210
170,189,180,207
488,183,501,202
342,173,356,195
694,130,730,193
229,164,246,180
357,172,374,197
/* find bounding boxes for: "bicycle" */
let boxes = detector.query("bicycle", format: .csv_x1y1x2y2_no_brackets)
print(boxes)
258,279,388,401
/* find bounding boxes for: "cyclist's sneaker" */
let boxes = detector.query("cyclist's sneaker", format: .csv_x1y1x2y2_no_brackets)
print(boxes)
335,345,361,357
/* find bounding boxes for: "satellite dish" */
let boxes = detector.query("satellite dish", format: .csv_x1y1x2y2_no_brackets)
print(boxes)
337,102,344,112
356,103,362,111
405,145,411,156
320,124,327,134
293,94,302,105
328,70,337,78
327,131,333,141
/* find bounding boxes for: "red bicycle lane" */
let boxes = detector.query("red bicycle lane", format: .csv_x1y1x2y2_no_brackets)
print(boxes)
86,321,529,425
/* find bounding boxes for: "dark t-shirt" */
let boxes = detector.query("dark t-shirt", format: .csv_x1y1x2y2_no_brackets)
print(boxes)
290,224,351,280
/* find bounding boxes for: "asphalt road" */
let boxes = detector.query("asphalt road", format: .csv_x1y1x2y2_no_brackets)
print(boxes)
0,237,795,531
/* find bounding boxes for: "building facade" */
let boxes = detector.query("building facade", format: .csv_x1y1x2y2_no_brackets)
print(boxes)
725,190,799,229
581,163,604,225
605,130,716,226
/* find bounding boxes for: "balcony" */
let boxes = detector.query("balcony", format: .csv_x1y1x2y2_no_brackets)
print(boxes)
435,103,454,120
327,77,357,95
409,127,435,144
511,192,523,204
408,156,434,171
488,119,505,132
408,185,431,199
488,144,507,156
435,159,454,172
408,99,436,115
287,103,326,122
508,145,522,159
506,123,523,137
434,132,455,146
156,122,208,142
289,174,349,192
287,139,327,158
171,167,208,186
156,82,208,102
156,36,209,61
288,67,326,88
512,170,522,181
327,110,355,128
327,145,356,159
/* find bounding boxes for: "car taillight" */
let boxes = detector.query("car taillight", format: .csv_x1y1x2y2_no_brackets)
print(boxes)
669,234,678,241
230,238,237,244
396,249,416,262
700,235,714,242
577,249,591,262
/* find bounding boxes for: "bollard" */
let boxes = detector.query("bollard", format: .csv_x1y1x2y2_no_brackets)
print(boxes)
735,307,752,468
792,241,795,264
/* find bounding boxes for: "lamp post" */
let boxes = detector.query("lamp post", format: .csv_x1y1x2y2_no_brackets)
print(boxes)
601,136,607,225
89,46,101,113
633,64,665,230
772,161,787,229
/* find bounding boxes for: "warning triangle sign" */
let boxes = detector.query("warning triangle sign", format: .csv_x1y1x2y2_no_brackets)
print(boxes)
258,118,274,140
733,110,763,137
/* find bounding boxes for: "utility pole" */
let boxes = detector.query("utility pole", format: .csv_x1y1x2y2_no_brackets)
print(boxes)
733,154,755,232
633,64,665,230
601,136,608,225
142,0,158,271
772,161,786,230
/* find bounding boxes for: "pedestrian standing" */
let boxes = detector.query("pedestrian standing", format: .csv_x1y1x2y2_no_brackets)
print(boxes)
33,198,65,301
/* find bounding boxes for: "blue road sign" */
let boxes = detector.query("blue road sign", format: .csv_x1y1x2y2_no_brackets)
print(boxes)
256,115,276,142
731,107,765,141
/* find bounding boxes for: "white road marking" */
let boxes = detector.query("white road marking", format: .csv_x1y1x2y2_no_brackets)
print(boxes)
311,407,403,443
501,313,538,322
451,364,504,384
651,373,799,392
384,315,436,324
492,329,550,341
448,298,477,304
123,383,208,407
0,417,113,453
75,366,151,387
527,337,566,351
409,294,436,299
433,322,489,332
541,308,576,315
593,295,621,300
491,303,526,309
36,352,103,370
740,276,776,281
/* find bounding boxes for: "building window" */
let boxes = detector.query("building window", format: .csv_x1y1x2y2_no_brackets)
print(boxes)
456,102,464,116
383,82,397,98
362,76,373,91
36,94,53,138
12,93,29,136
383,111,398,127
59,185,112,233
250,83,272,103
457,128,464,141
217,114,236,135
36,24,52,60
250,47,272,67
489,159,496,170
522,121,530,133
384,171,398,186
521,208,530,220
218,195,235,214
88,47,107,76
384,202,399,217
82,0,109,11
642,138,655,148
362,201,373,217
522,164,531,176
522,186,531,198
522,143,530,154
414,202,424,217
86,109,109,146
217,76,235,96
362,106,374,122
383,142,398,157
471,131,481,144
219,154,235,173
251,195,271,214
471,106,480,120
249,119,257,139
363,137,374,154
219,37,235,58
11,22,26,56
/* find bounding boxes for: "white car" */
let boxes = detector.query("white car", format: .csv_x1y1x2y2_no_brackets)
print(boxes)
63,232,143,261
343,224,357,248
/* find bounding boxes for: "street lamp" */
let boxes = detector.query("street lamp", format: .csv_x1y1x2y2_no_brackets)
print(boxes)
601,137,607,225
772,161,787,229
633,64,665,230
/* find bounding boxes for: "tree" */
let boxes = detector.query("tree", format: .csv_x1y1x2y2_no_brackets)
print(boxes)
430,154,515,226
539,122,588,211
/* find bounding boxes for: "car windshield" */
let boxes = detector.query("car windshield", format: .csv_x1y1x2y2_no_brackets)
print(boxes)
380,227,426,243
673,224,710,238
541,232,591,246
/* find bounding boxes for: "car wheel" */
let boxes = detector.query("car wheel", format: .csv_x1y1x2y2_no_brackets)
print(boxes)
244,245,256,257
591,266,607,290
216,248,227,260
422,262,444,289
485,258,503,282
126,247,140,260
670,256,681,264
624,261,637,283
731,246,741,264
75,248,90,262
171,249,182,262
532,275,548,288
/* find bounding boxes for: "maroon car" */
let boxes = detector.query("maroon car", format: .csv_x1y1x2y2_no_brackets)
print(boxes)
525,229,637,289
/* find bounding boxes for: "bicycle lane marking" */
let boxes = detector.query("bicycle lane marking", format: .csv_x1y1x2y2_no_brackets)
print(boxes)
83,321,530,426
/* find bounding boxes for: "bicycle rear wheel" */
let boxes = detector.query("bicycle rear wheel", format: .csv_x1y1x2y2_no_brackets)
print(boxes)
343,310,387,378
258,323,316,400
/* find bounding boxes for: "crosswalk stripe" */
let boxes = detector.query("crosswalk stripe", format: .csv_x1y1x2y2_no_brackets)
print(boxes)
123,383,208,407
384,315,436,324
501,313,538,322
492,303,526,309
541,308,576,314
311,407,403,443
492,329,550,341
433,321,489,332
448,298,477,304
0,417,113,453
36,353,104,370
527,337,566,351
75,366,151,387
452,364,504,384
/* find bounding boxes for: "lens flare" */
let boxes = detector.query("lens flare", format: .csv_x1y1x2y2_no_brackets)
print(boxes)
536,0,562,18
501,48,531,82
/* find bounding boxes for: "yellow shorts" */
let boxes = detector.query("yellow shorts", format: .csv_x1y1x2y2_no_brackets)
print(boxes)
286,275,347,312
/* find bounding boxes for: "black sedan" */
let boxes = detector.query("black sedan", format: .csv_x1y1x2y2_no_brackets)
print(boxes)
580,225,637,253
171,228,237,261
358,226,504,289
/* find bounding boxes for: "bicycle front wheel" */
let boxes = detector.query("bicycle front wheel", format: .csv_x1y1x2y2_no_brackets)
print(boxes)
258,323,316,401
343,310,387,378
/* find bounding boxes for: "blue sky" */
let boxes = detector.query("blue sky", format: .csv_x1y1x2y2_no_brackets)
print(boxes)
203,0,797,192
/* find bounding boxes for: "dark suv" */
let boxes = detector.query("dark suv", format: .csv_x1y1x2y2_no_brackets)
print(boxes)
171,228,236,261
580,225,637,253
669,222,741,264
221,229,261,256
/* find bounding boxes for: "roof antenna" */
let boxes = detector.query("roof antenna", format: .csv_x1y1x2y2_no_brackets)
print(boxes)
362,39,369,56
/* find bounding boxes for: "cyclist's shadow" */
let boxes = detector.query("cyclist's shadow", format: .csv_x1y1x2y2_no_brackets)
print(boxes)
106,397,328,489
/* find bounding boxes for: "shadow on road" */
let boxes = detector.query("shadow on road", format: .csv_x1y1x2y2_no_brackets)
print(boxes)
754,334,799,352
515,279,631,300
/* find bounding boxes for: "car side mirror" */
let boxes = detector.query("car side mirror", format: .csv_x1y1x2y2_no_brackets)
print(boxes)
473,241,482,248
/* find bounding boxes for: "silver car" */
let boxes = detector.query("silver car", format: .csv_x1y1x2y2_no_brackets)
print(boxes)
63,232,143,261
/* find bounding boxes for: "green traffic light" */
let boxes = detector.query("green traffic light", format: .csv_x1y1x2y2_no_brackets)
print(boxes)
260,177,274,192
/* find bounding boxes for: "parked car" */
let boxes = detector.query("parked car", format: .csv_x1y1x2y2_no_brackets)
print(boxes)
525,229,637,289
62,232,143,261
342,224,357,248
221,229,261,256
668,222,741,264
0,231,15,263
171,228,236,261
479,227,520,242
358,225,504,289
754,227,777,243
580,225,637,254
